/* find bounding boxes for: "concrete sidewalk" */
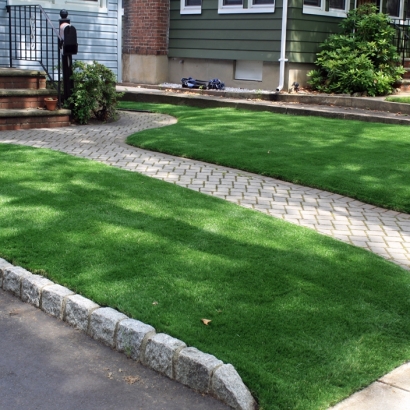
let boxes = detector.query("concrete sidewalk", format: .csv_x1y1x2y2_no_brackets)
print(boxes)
0,90,410,409
329,363,410,410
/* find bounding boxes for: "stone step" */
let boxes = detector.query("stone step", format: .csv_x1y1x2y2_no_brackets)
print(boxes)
0,108,71,131
0,67,47,90
0,89,59,109
395,78,410,91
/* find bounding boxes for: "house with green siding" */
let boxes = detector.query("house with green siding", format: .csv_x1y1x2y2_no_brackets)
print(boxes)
122,0,406,91
168,0,347,91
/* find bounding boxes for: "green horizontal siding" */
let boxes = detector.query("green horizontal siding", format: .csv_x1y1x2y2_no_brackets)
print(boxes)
169,48,279,60
169,0,348,63
286,0,346,63
169,0,282,61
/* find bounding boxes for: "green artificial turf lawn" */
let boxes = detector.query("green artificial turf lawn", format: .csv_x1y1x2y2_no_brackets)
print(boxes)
121,101,410,214
385,96,410,104
1,143,410,410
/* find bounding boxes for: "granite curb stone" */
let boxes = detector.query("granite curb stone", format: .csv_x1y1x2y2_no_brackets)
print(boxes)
21,274,54,307
0,259,258,409
0,258,14,288
144,333,187,379
176,346,223,393
212,364,256,410
64,294,100,332
89,307,128,348
41,284,75,319
117,318,156,360
2,266,32,297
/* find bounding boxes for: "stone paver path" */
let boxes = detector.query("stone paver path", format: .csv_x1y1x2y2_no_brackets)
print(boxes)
0,111,409,271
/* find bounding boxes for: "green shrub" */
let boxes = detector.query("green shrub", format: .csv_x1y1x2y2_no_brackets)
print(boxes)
308,4,405,96
67,61,123,124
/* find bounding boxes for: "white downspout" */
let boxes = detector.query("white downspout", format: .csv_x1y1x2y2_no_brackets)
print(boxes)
117,0,124,83
276,0,289,91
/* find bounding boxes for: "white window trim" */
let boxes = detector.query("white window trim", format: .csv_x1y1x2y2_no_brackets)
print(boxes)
7,0,108,14
180,0,202,14
218,0,274,14
383,0,404,19
302,1,348,18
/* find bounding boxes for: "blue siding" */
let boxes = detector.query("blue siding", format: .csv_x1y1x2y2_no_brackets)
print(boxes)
0,4,9,67
0,0,120,77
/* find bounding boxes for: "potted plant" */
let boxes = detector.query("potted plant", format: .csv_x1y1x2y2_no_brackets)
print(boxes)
44,97,58,111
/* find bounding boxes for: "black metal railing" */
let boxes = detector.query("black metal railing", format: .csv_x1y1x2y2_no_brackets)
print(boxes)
6,5,62,106
391,19,410,66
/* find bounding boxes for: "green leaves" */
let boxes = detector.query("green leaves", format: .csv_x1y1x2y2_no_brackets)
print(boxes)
309,4,404,96
66,61,123,124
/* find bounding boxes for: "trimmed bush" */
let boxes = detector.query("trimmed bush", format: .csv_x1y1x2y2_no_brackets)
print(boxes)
67,61,123,124
308,4,405,96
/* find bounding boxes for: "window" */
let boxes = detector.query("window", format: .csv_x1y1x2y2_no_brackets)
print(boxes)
386,0,401,17
303,0,348,17
181,0,202,14
218,0,274,13
235,60,263,81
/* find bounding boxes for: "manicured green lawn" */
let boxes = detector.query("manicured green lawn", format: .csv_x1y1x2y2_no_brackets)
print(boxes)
385,96,410,104
120,101,410,214
1,143,410,410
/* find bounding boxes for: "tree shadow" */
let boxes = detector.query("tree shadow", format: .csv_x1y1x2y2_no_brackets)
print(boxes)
1,143,410,409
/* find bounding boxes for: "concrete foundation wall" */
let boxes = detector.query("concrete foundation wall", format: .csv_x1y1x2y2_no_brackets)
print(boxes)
123,55,169,84
168,58,316,91
288,64,316,89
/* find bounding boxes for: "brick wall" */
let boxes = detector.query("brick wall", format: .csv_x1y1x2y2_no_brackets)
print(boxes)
123,0,170,55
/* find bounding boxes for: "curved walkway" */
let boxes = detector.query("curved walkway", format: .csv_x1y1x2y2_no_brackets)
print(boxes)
0,110,409,271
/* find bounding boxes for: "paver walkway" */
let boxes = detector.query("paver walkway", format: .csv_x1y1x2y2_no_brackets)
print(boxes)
0,110,409,271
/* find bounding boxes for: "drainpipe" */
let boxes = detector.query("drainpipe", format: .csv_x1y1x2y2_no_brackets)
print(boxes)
276,0,289,91
117,0,124,83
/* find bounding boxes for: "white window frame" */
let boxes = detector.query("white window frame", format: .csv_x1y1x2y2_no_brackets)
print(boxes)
7,0,108,14
180,0,202,14
218,0,274,14
383,0,404,19
302,0,348,18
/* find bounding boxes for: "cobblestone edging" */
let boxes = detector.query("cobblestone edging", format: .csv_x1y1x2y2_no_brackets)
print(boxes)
0,259,256,410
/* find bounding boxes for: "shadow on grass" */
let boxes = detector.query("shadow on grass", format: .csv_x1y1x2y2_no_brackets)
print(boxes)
1,143,410,410
124,104,410,213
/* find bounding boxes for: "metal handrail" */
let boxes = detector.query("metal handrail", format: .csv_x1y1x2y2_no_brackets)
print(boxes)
6,5,63,107
391,19,410,66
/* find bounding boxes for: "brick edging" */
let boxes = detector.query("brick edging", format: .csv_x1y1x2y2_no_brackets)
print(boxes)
0,259,257,410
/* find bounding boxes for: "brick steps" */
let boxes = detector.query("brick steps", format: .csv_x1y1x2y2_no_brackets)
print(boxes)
0,68,71,130
0,89,60,109
0,68,47,89
0,108,71,131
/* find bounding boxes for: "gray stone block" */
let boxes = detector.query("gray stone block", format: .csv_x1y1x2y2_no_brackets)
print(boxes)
64,294,100,332
175,347,223,393
3,266,32,297
117,318,155,360
144,333,187,379
211,364,256,410
41,284,75,319
89,307,128,348
21,275,54,307
0,259,14,289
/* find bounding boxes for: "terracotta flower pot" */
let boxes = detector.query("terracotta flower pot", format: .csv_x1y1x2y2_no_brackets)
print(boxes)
44,97,58,111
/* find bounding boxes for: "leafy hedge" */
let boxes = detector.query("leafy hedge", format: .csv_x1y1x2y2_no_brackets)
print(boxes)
308,4,405,96
67,61,123,124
